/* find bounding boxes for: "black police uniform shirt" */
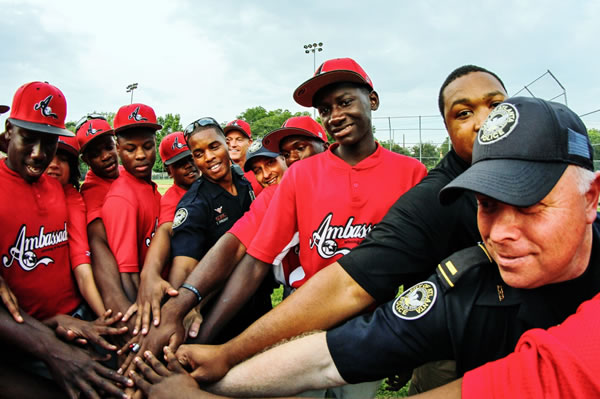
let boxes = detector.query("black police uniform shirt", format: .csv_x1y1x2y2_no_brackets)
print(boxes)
171,165,275,343
327,215,600,384
338,149,479,302
171,165,254,261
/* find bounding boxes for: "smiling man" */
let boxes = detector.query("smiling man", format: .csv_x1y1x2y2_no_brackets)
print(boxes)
243,139,287,188
101,103,162,302
224,119,262,195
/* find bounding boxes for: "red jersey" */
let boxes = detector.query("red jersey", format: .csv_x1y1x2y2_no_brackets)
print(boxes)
158,183,187,226
247,144,427,287
64,184,91,267
244,170,263,197
102,169,161,273
228,184,300,286
80,165,123,224
0,160,81,320
463,293,600,399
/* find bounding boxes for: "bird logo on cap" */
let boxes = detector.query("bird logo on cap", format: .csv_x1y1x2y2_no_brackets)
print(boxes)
247,139,262,154
86,122,103,136
172,136,186,150
128,106,148,122
33,95,58,119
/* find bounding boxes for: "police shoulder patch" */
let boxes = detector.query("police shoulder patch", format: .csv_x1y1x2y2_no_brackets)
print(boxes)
436,243,493,291
392,281,437,320
172,208,188,229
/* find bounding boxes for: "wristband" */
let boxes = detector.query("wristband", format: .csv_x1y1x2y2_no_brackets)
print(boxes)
180,283,203,304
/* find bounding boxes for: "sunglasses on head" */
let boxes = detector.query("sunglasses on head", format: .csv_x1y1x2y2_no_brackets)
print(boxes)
183,117,222,139
75,113,107,132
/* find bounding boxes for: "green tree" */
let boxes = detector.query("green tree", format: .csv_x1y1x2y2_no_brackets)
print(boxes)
588,129,600,170
411,142,443,170
154,113,183,172
236,107,310,138
378,140,411,156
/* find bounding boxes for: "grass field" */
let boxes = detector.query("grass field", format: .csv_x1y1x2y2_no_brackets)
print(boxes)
155,178,174,195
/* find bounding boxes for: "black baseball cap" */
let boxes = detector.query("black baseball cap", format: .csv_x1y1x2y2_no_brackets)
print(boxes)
0,105,8,114
440,97,593,207
244,138,280,172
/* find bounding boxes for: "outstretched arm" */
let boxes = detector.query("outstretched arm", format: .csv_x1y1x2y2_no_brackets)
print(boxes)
175,262,375,382
87,219,132,318
195,253,270,343
205,332,344,397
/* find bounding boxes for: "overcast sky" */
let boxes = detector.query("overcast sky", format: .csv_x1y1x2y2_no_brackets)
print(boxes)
1,0,598,145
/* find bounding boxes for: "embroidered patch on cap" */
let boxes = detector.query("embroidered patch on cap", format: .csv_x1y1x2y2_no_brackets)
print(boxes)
478,103,519,145
172,208,188,229
392,281,437,320
247,139,262,154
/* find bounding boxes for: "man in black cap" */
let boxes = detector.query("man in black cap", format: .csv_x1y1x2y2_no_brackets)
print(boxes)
175,97,600,397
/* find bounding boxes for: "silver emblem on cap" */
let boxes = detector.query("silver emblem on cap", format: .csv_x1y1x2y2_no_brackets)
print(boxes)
478,103,519,145
247,139,262,154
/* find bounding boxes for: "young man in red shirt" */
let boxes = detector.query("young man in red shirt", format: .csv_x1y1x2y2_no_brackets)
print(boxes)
125,131,199,335
0,81,131,398
101,104,162,302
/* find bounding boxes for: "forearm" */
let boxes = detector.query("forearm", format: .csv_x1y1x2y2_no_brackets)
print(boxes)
0,306,65,363
222,262,375,366
197,254,270,343
209,332,344,397
73,264,106,316
141,223,173,281
88,219,131,312
121,273,140,303
184,233,247,297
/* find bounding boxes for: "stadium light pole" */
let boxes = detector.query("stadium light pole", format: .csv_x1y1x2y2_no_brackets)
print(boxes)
303,42,324,117
126,83,138,104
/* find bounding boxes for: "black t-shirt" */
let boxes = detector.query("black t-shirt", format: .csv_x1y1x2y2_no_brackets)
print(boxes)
327,217,600,383
338,149,479,302
171,168,254,261
170,167,275,343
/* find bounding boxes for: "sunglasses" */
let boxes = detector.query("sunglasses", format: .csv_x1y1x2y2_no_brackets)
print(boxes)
75,113,107,132
183,117,222,139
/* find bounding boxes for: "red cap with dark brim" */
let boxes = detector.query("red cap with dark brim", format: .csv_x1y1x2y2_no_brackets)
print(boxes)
293,58,374,107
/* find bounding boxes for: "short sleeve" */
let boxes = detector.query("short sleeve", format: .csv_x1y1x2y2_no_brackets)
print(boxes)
170,198,210,260
338,166,478,303
247,170,299,264
102,194,139,273
64,186,91,269
326,278,453,384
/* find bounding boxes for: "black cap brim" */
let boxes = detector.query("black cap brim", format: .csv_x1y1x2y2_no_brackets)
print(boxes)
164,150,191,166
439,159,568,207
0,105,9,114
263,127,325,153
244,151,280,172
8,118,74,137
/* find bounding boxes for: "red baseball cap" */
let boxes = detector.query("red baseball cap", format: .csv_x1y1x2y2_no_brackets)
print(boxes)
159,131,191,166
76,118,115,154
57,134,80,158
223,119,252,139
263,116,327,153
0,105,8,114
8,81,73,136
113,103,162,133
293,58,374,107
